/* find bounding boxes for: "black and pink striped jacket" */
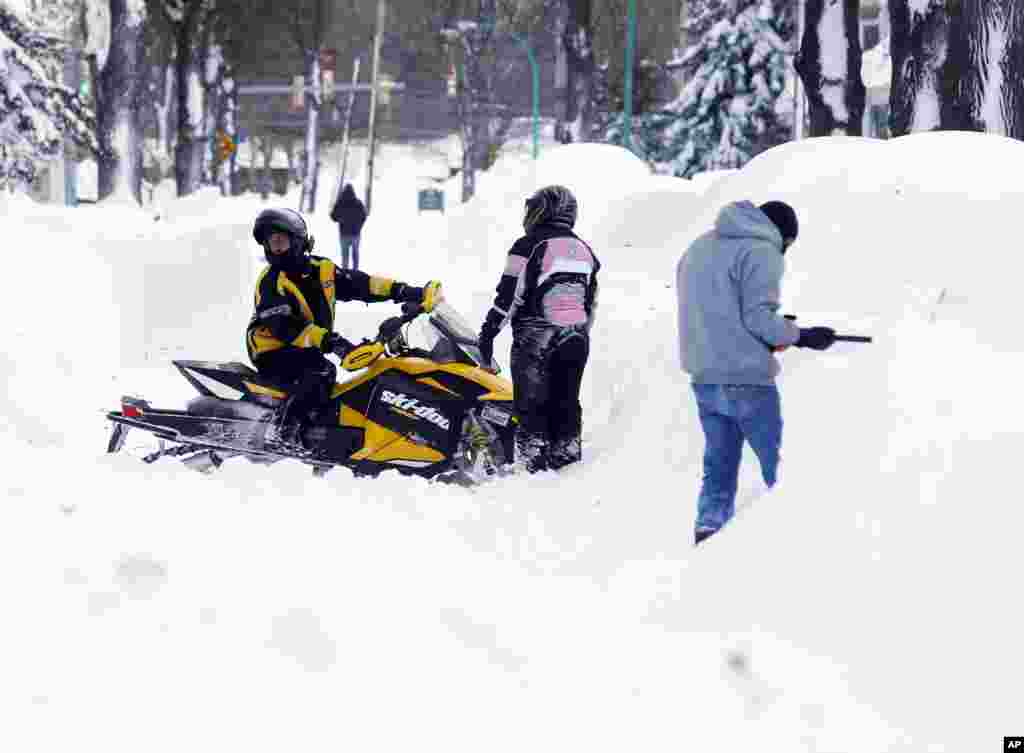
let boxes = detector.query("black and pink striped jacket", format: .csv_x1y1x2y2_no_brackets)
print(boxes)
480,223,601,339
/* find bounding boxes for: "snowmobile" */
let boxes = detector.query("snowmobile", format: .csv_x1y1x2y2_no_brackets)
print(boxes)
105,301,516,483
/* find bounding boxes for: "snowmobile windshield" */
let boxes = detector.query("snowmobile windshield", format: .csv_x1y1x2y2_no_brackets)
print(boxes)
406,301,491,369
429,302,479,344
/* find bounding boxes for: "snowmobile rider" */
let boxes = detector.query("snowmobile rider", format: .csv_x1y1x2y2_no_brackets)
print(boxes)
477,185,601,472
247,207,442,449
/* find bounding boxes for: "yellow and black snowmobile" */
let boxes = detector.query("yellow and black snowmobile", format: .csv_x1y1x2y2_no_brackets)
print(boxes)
106,301,516,482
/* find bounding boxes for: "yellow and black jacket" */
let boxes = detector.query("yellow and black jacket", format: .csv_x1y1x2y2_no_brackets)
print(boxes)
247,255,411,362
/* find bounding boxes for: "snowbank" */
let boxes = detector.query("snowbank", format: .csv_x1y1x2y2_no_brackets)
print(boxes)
665,132,1024,324
441,142,653,291
687,168,738,193
591,185,704,260
2,130,1023,752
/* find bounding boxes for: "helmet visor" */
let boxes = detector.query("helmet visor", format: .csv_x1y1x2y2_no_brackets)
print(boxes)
523,197,545,230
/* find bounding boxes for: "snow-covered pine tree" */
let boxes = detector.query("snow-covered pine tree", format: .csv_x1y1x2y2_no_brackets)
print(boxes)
0,3,96,187
601,99,671,163
685,0,729,40
651,0,790,178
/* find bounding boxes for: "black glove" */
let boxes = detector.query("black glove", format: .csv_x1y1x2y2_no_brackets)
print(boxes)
478,330,495,366
391,281,442,312
322,332,355,358
379,316,403,342
795,327,836,350
391,282,419,303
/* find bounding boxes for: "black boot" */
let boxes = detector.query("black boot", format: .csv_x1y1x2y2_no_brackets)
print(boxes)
694,527,717,546
514,430,549,473
548,435,581,470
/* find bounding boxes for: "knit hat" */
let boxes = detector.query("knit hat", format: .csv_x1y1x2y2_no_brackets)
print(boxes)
758,201,799,242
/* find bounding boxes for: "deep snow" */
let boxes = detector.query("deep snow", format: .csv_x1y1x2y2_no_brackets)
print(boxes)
2,132,1021,752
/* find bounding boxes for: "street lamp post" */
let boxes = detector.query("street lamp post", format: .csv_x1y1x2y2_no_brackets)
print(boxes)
365,0,386,214
515,32,540,161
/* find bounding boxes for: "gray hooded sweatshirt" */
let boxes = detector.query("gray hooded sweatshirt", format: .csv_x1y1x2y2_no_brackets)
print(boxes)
676,201,801,385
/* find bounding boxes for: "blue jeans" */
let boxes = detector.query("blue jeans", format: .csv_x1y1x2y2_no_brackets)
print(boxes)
339,234,360,270
692,384,782,534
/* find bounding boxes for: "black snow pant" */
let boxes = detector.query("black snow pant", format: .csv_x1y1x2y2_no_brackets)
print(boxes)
510,322,590,473
254,347,337,427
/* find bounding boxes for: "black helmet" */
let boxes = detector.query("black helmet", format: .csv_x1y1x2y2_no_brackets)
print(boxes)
253,208,314,272
524,185,578,231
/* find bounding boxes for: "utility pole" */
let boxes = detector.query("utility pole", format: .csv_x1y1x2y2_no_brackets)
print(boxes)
335,57,361,201
364,0,386,214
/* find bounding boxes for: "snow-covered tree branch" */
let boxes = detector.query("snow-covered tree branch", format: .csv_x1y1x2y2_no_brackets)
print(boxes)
0,3,97,187
650,0,790,177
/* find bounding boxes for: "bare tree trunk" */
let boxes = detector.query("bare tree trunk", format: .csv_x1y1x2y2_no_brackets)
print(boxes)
172,2,206,197
889,0,948,135
97,0,145,203
451,0,497,203
152,61,176,179
1002,0,1024,137
563,0,596,141
299,47,322,213
795,0,865,136
550,0,570,142
934,0,1024,136
201,38,224,185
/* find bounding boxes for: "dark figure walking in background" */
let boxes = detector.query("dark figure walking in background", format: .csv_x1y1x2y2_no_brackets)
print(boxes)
478,185,601,473
330,183,367,270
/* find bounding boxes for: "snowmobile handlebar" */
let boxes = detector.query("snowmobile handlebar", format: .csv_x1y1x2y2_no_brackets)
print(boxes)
400,302,425,318
376,304,425,344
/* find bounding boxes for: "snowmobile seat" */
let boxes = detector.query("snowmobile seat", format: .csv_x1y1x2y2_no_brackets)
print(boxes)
175,359,258,377
187,395,274,421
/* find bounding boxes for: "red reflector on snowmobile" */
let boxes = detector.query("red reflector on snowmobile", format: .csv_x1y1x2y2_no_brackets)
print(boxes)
123,404,144,418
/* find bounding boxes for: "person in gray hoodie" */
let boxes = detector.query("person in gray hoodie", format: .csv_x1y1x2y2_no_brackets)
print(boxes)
676,200,836,545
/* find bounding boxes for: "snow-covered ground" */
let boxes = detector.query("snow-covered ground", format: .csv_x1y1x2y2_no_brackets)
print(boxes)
2,132,1021,752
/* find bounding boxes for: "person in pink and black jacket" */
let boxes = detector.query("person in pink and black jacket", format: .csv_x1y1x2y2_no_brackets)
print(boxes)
477,185,601,473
